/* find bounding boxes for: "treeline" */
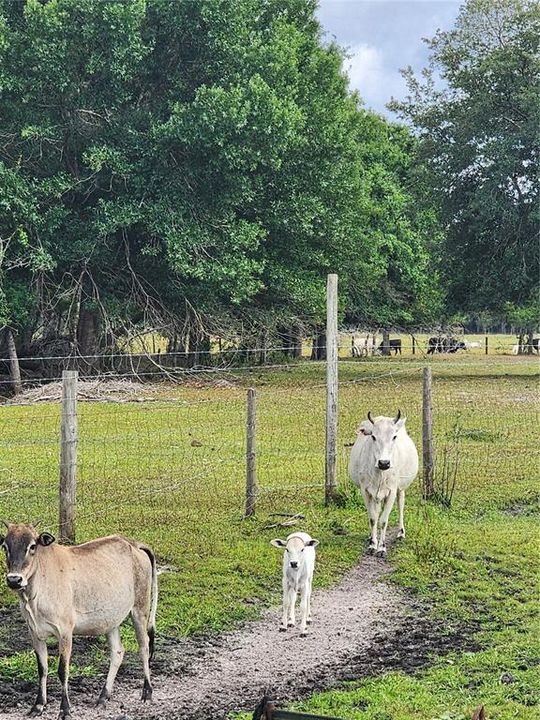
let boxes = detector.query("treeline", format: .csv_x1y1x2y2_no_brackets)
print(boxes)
0,0,537,376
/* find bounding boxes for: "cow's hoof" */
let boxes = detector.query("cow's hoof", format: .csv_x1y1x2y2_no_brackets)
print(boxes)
29,706,44,717
397,529,405,539
367,545,377,555
375,548,387,558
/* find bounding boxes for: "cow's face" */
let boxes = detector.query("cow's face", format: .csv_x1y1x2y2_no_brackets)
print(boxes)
0,524,55,590
271,536,319,571
360,411,406,471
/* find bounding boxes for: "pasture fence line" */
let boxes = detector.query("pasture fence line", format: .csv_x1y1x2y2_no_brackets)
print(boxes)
0,353,537,548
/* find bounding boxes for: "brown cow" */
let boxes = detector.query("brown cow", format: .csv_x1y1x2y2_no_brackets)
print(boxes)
0,523,157,718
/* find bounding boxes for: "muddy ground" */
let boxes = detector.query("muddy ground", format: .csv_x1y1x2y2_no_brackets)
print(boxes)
0,548,477,720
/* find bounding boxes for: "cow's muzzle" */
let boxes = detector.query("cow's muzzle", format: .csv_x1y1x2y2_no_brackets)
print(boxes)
377,460,391,471
6,574,25,590
290,562,298,569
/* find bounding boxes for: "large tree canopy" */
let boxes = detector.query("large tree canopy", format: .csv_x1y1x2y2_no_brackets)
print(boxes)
391,0,539,315
0,0,441,365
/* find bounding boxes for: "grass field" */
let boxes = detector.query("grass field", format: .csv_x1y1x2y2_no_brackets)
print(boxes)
0,354,538,717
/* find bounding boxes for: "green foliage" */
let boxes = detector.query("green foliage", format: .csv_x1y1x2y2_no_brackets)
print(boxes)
0,0,441,354
391,0,540,315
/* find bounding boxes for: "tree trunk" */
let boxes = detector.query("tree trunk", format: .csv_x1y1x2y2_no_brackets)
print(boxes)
77,308,101,372
6,329,22,395
382,329,390,356
311,328,326,360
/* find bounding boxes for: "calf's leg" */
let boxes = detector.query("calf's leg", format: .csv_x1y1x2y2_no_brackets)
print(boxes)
97,627,125,706
287,588,297,627
29,638,48,716
132,609,153,702
58,635,73,720
299,585,311,637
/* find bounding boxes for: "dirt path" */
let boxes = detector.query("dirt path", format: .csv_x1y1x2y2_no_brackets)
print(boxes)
0,552,408,720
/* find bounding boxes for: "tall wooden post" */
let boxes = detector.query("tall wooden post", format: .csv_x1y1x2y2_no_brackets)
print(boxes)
422,366,434,500
59,370,78,543
325,274,338,504
245,388,257,517
412,335,416,356
485,336,488,355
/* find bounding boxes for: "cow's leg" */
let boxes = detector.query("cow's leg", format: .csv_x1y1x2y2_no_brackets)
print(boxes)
397,489,406,538
377,489,397,556
132,609,153,702
280,580,289,631
97,627,125,706
58,635,73,720
364,493,381,552
287,588,297,627
29,638,48,716
299,585,310,636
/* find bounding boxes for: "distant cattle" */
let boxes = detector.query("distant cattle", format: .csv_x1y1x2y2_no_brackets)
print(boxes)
348,410,419,556
378,339,402,355
427,336,466,354
351,335,373,357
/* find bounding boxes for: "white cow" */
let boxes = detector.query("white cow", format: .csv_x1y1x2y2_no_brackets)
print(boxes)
270,532,319,636
351,335,374,357
348,410,418,556
464,341,482,350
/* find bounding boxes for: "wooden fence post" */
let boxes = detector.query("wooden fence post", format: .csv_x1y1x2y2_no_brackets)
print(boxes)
485,336,488,355
245,388,257,517
422,366,434,499
325,273,338,505
59,370,78,543
412,335,416,356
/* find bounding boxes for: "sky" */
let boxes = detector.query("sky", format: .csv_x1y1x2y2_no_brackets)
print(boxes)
316,0,461,117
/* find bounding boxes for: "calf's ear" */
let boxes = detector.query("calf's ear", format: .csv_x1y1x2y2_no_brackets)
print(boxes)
305,539,319,547
38,532,55,547
270,539,286,548
395,417,406,431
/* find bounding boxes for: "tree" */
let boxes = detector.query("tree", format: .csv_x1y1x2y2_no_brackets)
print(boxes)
391,0,539,316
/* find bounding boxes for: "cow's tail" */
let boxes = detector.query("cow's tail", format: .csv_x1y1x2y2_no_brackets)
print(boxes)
140,545,158,661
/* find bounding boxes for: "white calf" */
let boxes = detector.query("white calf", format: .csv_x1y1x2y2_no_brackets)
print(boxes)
271,532,319,636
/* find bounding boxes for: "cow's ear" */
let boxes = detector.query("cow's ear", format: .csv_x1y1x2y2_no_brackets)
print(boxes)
305,539,319,547
357,420,372,436
395,417,406,431
38,532,55,547
270,539,286,548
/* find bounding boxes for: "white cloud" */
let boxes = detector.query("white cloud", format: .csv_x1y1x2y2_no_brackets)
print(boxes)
346,44,385,95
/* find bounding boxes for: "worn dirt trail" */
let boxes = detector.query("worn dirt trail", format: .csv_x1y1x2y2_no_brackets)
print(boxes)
0,552,409,720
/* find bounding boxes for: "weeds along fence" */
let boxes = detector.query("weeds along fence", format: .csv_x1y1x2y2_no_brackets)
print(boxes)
0,354,537,552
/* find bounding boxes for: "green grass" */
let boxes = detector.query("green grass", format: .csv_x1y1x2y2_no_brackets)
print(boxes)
0,355,538,717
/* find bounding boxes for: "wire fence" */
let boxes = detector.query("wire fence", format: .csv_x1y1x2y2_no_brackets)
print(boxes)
0,352,537,545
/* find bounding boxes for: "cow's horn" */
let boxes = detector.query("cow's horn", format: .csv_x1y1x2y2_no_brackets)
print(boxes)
394,409,401,423
367,411,374,425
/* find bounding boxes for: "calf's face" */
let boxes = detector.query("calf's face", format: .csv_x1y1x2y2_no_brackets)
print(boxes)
271,536,319,571
0,524,55,590
360,411,406,471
